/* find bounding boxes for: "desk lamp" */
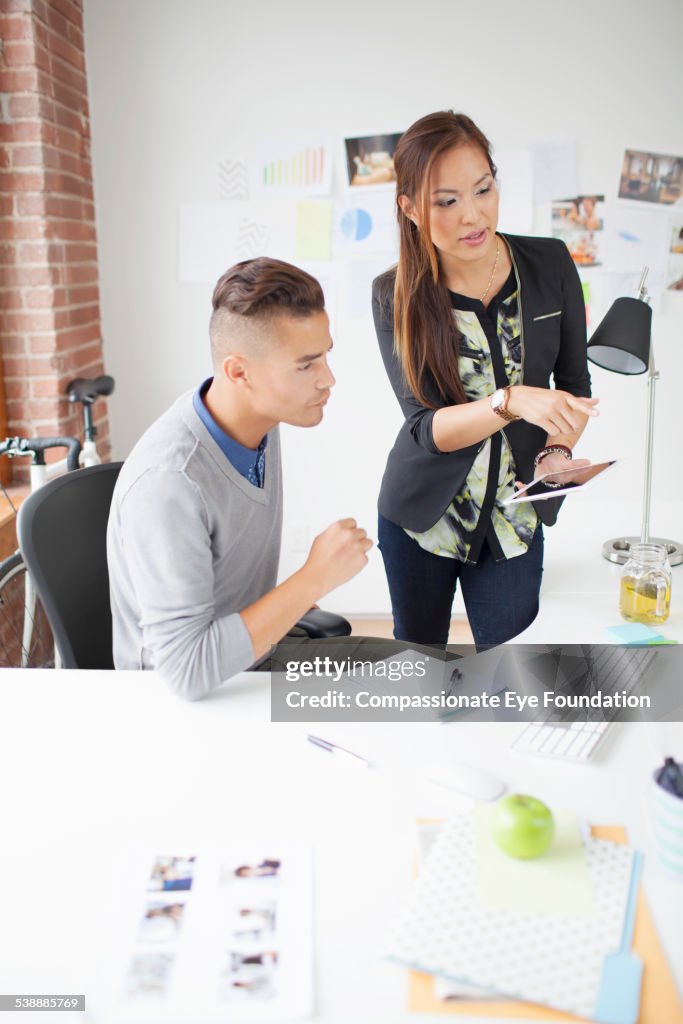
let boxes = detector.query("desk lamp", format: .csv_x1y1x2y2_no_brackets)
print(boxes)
586,268,683,565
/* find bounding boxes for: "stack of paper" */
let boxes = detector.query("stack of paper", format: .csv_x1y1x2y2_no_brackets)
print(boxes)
404,823,683,1024
388,813,637,1020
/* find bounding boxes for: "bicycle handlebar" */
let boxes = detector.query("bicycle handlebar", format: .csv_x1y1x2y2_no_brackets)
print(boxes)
0,376,112,472
0,435,82,471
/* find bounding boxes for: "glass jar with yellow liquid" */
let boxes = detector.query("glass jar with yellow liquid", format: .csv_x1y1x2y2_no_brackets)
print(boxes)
619,543,672,624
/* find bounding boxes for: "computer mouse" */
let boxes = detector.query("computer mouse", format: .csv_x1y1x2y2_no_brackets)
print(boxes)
426,761,506,802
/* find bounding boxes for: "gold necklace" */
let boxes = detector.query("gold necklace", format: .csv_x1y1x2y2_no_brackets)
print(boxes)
480,240,500,304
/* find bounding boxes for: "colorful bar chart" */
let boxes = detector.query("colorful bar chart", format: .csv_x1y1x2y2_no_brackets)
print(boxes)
258,142,330,194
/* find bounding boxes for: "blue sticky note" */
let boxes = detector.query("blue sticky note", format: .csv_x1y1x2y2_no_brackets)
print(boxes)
605,624,663,644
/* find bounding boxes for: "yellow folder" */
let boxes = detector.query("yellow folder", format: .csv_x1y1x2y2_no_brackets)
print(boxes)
407,825,683,1024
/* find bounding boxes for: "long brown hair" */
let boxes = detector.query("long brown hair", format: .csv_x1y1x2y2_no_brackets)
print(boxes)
391,111,497,408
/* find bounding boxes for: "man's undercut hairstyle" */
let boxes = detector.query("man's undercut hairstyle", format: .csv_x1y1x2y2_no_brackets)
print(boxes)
210,257,325,363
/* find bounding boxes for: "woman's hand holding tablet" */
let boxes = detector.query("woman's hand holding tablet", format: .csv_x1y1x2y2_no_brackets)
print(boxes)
505,460,618,504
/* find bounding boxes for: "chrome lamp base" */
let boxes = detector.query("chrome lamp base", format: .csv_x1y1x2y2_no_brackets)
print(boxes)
602,536,683,567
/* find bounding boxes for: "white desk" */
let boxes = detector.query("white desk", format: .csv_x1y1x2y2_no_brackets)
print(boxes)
0,669,681,1023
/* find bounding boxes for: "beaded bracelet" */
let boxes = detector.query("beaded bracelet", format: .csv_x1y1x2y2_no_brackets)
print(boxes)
534,444,572,488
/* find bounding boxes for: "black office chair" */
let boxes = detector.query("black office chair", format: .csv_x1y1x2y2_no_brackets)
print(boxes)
17,461,350,671
17,462,123,669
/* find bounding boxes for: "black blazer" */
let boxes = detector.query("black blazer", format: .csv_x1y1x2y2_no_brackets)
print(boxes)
372,233,592,532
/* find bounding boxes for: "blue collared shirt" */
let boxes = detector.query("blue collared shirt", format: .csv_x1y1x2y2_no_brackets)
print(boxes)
193,378,267,488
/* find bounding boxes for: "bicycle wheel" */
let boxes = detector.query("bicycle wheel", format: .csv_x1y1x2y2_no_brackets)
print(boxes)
0,551,55,668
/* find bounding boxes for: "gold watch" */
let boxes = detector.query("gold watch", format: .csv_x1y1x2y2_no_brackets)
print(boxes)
490,386,519,423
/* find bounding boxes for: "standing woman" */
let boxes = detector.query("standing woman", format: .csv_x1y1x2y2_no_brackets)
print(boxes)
373,111,599,648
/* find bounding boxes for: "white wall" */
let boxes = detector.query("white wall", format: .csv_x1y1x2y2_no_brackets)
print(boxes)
84,0,683,614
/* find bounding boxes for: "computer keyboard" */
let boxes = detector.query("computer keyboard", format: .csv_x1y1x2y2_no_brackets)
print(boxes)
511,645,656,762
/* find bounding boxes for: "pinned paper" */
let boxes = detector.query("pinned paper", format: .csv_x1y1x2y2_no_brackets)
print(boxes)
596,269,665,316
234,216,270,261
667,257,683,291
602,205,671,274
178,206,270,283
496,150,534,234
531,142,579,204
581,280,592,328
667,215,683,291
343,132,402,190
552,195,605,268
218,159,249,200
618,148,683,207
253,138,332,196
334,194,398,254
295,201,333,261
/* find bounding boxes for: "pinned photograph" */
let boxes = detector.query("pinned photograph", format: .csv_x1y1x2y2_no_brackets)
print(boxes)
671,221,683,254
138,900,186,944
618,149,683,205
221,858,282,883
219,950,279,1001
667,258,683,291
148,855,196,893
125,951,175,997
231,900,277,941
344,133,402,188
551,195,605,267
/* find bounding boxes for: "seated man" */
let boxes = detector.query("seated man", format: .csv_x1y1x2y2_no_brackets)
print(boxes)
107,257,373,699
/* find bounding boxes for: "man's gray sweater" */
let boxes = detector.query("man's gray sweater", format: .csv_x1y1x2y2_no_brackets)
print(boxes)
106,391,283,700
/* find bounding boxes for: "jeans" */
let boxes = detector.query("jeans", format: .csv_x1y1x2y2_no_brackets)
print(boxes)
378,513,544,649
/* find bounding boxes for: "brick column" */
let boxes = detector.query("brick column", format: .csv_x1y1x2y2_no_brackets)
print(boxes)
0,0,110,479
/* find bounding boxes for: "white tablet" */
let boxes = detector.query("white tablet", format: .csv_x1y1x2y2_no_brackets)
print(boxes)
503,459,618,504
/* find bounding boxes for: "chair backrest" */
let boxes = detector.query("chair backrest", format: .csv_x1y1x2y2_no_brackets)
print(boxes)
17,462,123,669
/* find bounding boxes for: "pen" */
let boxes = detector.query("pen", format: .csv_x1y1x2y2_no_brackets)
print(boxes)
306,734,373,769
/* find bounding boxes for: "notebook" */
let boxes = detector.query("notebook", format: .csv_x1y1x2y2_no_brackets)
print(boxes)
407,825,683,1024
388,814,637,1020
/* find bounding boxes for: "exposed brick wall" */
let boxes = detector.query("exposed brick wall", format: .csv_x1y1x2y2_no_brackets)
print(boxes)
0,0,110,480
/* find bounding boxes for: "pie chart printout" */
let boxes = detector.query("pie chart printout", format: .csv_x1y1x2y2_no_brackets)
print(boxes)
341,207,373,242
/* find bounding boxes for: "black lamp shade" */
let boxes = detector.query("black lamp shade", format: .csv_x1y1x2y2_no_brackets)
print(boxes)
586,296,652,375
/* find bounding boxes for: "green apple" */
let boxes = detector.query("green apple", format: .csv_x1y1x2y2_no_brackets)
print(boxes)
491,794,555,859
